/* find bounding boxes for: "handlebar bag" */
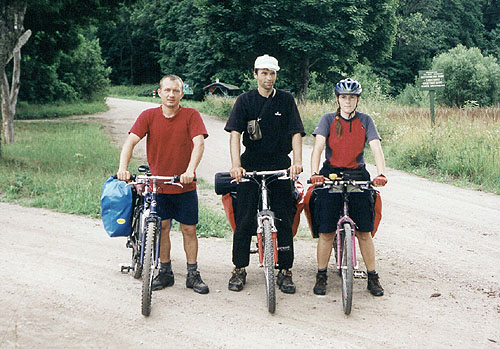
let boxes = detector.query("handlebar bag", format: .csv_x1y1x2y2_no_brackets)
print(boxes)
100,176,133,237
214,172,237,195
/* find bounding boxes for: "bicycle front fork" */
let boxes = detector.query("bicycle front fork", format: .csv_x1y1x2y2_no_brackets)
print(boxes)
256,210,278,267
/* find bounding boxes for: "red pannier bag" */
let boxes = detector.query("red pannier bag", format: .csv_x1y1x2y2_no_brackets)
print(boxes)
215,172,304,236
303,185,382,238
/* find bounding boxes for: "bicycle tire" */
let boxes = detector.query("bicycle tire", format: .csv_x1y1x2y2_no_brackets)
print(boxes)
341,222,354,315
131,212,143,279
141,221,156,317
263,220,276,314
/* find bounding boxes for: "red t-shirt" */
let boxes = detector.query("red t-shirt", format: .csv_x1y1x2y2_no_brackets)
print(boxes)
129,106,208,194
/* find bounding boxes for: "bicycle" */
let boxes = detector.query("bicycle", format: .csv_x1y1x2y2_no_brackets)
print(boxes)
119,165,184,317
237,169,291,314
310,174,374,315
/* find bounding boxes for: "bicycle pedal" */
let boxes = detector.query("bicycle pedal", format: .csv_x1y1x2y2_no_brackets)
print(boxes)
120,264,132,273
354,270,367,279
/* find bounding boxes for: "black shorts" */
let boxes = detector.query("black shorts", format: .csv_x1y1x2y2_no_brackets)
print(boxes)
156,190,198,225
314,188,375,233
315,164,374,233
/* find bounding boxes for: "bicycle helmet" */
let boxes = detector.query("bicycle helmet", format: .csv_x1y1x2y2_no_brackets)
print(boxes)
334,78,362,96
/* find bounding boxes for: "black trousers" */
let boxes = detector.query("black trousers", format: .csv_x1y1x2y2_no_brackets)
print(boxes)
232,178,294,269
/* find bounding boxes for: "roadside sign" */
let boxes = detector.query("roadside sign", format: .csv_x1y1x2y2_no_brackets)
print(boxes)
184,84,194,96
418,70,445,126
419,70,445,90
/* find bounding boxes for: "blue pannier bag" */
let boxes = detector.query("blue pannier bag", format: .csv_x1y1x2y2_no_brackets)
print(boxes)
101,176,133,237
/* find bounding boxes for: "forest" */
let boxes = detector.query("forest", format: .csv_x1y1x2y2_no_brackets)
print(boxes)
2,0,499,107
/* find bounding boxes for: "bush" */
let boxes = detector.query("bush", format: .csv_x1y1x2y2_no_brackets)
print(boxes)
432,45,500,107
351,63,390,101
20,34,110,103
201,95,235,120
396,83,428,107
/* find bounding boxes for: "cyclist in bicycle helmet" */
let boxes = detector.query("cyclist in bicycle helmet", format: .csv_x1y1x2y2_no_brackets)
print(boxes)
309,78,387,297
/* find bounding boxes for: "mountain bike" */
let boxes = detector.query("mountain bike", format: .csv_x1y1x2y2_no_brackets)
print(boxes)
311,175,374,315
120,165,183,317
239,169,290,314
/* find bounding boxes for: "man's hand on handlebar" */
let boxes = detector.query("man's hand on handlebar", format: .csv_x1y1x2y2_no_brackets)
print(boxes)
310,174,325,187
230,166,246,183
372,174,387,187
117,169,131,182
288,164,303,180
180,171,195,185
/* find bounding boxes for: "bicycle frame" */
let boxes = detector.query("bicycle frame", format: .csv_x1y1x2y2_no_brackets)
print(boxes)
241,170,289,266
124,168,183,316
318,179,373,275
132,174,183,266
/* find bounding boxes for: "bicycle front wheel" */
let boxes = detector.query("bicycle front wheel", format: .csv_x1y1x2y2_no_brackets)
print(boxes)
131,212,143,279
141,221,156,317
341,222,354,315
263,220,276,314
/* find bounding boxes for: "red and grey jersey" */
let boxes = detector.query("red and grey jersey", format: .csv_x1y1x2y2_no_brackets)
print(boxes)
312,111,380,169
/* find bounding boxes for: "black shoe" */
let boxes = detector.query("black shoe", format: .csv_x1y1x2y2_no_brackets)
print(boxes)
367,272,384,296
277,269,296,294
186,270,209,294
228,268,247,292
152,269,174,291
313,272,328,295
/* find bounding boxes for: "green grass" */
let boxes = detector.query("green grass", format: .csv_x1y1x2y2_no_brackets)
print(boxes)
0,121,120,216
204,95,500,194
0,120,230,237
15,100,108,120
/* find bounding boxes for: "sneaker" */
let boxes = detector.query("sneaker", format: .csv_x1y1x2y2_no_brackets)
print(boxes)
367,272,384,296
152,269,174,291
313,272,328,295
228,268,247,292
186,270,209,294
277,269,296,294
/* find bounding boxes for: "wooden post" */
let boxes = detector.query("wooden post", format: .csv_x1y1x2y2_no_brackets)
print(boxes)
429,90,435,127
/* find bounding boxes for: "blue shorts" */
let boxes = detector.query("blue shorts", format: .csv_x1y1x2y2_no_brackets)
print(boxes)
156,190,198,226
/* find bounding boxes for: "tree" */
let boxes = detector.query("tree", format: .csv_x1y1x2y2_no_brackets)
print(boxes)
432,45,500,107
195,0,397,102
377,0,493,95
1,0,29,151
20,0,116,102
98,0,161,85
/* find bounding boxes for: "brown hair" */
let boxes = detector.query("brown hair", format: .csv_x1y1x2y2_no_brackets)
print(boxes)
334,106,342,137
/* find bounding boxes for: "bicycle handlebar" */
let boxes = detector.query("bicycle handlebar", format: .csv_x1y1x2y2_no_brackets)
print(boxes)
242,169,289,179
114,174,197,189
307,179,372,186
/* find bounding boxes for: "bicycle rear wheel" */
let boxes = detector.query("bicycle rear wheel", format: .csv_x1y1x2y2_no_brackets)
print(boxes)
141,221,156,317
263,220,276,314
341,222,354,315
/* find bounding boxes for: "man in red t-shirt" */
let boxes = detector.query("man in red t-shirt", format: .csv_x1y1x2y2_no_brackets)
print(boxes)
117,74,209,294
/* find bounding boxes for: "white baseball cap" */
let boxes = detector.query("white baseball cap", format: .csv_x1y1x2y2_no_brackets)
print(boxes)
254,54,280,71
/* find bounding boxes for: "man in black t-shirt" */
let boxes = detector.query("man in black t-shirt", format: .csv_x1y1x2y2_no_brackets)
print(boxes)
224,54,305,294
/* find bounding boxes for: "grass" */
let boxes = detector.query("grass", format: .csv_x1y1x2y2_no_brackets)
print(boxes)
15,100,108,120
0,120,230,237
0,121,119,216
203,95,500,194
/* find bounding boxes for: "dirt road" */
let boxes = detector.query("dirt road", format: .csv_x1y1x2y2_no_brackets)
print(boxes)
1,98,499,348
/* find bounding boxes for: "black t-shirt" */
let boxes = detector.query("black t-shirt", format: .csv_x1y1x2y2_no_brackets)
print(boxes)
224,89,305,170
